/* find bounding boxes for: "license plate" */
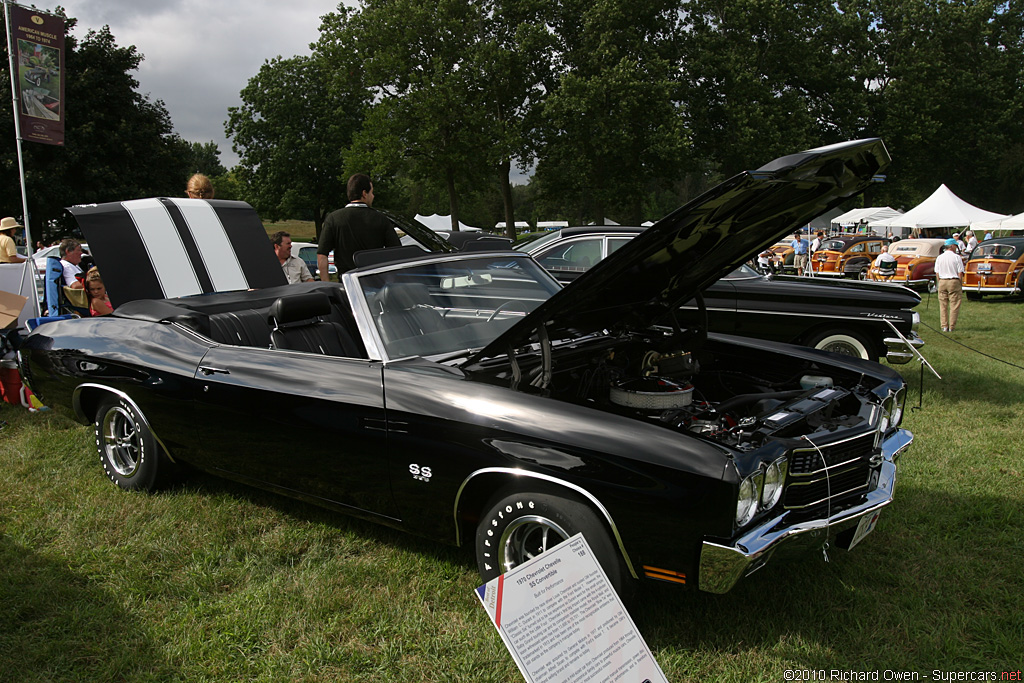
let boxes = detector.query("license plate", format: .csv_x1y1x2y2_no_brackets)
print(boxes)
977,263,992,272
848,510,882,550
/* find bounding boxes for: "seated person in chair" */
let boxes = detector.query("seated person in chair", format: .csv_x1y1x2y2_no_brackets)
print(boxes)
873,244,897,276
59,239,86,289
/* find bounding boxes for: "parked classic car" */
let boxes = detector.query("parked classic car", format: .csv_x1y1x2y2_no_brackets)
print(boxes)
812,234,889,278
963,236,1024,299
865,238,945,292
17,139,911,596
517,226,924,364
291,241,336,279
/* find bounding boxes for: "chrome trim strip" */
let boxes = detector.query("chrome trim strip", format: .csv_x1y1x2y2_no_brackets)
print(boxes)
453,467,638,579
787,458,863,479
71,383,176,463
698,428,911,594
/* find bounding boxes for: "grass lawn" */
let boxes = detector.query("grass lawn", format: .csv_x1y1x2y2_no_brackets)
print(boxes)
1,291,1021,682
264,220,317,243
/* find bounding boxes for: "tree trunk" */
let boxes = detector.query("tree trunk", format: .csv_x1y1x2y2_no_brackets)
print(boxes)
499,159,516,240
446,167,461,232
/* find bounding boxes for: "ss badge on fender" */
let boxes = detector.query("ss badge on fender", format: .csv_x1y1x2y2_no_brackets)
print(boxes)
409,463,432,482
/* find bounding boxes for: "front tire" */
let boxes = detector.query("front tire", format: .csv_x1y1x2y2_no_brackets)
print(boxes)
475,490,629,597
806,329,875,361
93,396,172,491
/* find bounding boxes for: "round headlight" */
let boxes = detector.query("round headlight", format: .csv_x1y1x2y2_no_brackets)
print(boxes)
736,477,758,527
761,460,785,510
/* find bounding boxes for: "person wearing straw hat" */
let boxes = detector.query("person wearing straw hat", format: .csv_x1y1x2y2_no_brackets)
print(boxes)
0,217,27,264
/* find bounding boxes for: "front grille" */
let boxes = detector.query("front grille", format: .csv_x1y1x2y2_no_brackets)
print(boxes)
784,433,877,511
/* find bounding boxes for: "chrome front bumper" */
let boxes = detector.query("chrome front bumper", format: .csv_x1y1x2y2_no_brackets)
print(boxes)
884,331,925,364
698,428,913,594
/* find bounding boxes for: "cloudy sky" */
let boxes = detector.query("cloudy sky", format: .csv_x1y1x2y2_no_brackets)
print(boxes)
53,0,347,168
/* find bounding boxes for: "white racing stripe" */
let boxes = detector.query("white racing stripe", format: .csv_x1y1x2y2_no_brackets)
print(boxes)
170,198,248,292
122,198,201,298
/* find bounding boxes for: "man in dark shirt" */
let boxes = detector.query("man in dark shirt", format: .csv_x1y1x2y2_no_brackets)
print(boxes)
317,174,400,278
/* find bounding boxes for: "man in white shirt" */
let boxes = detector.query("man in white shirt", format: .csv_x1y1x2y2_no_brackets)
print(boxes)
934,239,965,332
873,244,897,276
964,230,978,253
58,239,85,289
271,231,313,284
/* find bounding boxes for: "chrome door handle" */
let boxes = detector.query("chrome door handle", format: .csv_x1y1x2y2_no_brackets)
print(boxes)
199,366,230,376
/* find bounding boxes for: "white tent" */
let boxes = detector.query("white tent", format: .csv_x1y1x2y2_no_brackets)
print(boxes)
415,214,481,233
970,211,1024,234
867,185,1007,230
831,206,903,228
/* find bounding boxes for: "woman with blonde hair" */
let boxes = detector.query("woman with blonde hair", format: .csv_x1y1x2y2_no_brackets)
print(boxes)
186,173,214,199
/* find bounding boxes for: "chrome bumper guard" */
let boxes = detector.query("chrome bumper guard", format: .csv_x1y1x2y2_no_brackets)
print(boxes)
967,285,1020,295
884,331,924,364
698,428,913,594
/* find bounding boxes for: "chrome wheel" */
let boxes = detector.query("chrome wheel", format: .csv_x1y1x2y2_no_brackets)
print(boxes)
100,405,142,477
93,395,172,491
497,515,571,573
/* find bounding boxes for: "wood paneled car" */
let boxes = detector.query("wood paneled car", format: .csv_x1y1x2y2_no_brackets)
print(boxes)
812,235,889,278
963,236,1024,299
865,238,945,292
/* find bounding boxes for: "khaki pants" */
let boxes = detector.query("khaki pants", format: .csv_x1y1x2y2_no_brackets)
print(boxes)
937,278,962,330
793,253,808,274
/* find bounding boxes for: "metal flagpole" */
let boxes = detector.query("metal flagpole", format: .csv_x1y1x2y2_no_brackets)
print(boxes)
4,0,40,317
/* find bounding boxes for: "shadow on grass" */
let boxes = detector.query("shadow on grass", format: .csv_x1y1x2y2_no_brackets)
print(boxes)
630,479,1022,670
0,534,171,683
182,469,470,571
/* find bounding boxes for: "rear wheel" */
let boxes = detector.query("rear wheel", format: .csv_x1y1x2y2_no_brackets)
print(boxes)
475,490,629,597
93,396,173,491
806,329,876,361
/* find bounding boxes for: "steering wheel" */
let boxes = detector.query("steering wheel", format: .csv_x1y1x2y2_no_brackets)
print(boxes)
487,300,520,323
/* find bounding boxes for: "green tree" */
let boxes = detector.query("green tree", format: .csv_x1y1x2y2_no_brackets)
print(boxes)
0,19,191,240
535,0,689,225
225,49,366,240
857,0,1024,213
319,0,497,232
186,141,227,178
680,0,874,177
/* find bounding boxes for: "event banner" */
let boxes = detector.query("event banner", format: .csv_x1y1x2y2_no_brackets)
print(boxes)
476,534,668,683
9,3,65,145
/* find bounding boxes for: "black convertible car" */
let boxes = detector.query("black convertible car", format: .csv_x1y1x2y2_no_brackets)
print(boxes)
516,226,924,363
18,139,912,595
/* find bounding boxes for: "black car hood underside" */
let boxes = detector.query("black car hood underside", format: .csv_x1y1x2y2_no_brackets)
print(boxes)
462,138,890,369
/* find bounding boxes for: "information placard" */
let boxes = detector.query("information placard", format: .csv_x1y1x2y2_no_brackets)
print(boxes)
476,533,668,683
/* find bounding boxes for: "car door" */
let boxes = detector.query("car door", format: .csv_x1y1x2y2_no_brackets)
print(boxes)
533,237,605,284
190,345,397,518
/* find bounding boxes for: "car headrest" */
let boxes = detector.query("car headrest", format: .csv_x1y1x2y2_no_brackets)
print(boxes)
269,292,332,325
379,282,431,312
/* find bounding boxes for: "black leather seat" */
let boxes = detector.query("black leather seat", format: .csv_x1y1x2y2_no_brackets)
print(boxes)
209,309,272,347
377,282,447,342
268,292,362,357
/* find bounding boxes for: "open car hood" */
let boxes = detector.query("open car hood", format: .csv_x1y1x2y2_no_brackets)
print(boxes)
67,198,287,307
463,138,890,368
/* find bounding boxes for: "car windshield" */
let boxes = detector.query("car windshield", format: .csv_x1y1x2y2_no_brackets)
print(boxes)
355,254,560,360
973,243,1018,259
